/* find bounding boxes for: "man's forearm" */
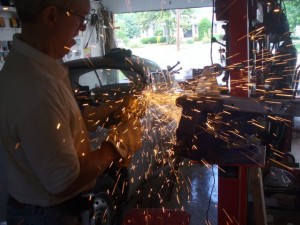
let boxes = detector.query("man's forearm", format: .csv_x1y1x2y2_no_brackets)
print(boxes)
55,142,120,197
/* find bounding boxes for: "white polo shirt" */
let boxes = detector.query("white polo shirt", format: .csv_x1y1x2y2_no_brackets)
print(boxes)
0,34,94,206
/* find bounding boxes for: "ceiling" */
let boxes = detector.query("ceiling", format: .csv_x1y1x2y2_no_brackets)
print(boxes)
100,0,213,13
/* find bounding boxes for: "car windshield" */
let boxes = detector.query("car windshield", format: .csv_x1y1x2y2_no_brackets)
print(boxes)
73,68,141,89
69,67,178,94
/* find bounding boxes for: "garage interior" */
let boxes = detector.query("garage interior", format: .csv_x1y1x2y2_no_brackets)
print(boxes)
1,0,300,225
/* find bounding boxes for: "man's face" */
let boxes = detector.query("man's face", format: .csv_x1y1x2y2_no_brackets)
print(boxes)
51,0,91,58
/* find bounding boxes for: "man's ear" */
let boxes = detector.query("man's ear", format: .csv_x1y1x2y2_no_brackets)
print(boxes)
41,5,60,27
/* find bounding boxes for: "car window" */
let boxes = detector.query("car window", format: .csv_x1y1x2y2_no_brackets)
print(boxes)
78,69,131,89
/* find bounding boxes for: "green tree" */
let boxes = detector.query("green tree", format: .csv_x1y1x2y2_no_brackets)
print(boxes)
115,13,140,39
180,9,194,33
136,10,176,44
115,9,194,45
115,19,127,40
284,0,300,34
136,9,193,44
136,11,160,32
198,18,211,41
157,10,176,44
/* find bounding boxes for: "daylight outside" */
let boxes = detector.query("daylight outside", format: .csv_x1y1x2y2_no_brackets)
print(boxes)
114,5,300,83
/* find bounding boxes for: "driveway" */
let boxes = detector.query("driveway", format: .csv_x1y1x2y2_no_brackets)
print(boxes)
128,42,300,81
129,42,223,80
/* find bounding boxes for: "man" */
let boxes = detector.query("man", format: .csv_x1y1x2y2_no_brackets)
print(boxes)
0,0,127,224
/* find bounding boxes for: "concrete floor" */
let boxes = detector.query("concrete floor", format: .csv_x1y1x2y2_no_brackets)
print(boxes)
124,159,218,225
160,161,218,225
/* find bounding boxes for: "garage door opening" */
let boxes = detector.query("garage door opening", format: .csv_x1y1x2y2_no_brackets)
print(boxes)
114,7,227,82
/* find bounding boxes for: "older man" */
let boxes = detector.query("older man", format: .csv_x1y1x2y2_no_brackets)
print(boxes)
0,0,127,224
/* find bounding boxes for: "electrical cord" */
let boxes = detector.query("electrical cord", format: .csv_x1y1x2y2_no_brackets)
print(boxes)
205,164,216,225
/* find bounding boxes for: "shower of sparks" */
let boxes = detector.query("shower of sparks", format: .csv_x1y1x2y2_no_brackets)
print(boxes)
64,46,72,51
222,208,233,223
268,158,295,171
71,4,300,221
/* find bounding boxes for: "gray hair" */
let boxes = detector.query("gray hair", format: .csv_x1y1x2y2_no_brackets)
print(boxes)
13,0,78,23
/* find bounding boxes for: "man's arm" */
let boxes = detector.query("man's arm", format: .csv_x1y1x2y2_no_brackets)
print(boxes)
55,141,120,198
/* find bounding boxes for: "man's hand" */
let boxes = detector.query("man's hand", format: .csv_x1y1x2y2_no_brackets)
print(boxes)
82,94,145,166
82,94,145,130
106,116,142,160
82,94,133,132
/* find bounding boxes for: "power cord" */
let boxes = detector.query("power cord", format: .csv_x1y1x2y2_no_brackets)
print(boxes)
205,164,216,225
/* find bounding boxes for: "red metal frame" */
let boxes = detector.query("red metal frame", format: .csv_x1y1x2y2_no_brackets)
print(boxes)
217,0,250,224
218,166,248,225
227,0,249,97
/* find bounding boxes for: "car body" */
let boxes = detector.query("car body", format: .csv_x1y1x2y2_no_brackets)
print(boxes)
64,48,181,224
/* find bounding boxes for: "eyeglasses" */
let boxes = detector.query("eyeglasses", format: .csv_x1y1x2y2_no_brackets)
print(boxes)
57,6,91,26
